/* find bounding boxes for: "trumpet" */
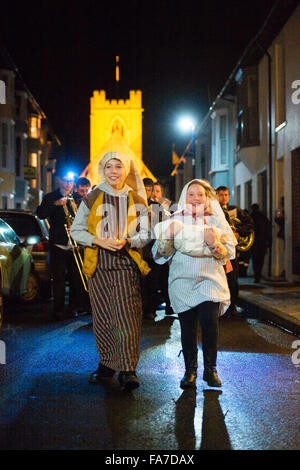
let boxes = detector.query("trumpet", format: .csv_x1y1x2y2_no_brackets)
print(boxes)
63,194,88,292
230,216,255,252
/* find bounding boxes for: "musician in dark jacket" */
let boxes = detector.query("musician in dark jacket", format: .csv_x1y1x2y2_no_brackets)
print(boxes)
36,166,83,319
141,178,171,319
216,186,254,318
250,204,272,283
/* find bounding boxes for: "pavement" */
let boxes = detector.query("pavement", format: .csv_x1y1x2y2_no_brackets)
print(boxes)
237,276,300,336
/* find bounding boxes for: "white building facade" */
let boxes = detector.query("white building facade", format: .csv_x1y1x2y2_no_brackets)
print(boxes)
176,1,300,282
234,4,300,281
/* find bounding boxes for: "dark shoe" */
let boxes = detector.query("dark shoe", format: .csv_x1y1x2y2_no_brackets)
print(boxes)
203,367,222,387
179,349,198,390
232,307,245,318
219,311,231,321
89,364,115,384
118,371,139,391
180,371,197,389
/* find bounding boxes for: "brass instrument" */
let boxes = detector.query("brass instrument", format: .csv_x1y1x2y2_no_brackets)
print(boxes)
63,194,88,291
230,216,255,252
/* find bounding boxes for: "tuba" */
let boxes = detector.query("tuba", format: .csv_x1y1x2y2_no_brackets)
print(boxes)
63,194,88,291
230,217,255,252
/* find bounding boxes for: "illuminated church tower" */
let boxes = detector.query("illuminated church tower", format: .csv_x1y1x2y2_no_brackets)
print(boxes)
85,57,155,185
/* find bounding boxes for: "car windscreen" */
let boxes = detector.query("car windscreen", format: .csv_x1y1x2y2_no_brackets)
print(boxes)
0,219,20,244
0,213,42,237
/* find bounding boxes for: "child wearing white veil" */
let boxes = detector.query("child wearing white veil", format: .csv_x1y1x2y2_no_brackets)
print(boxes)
152,179,237,388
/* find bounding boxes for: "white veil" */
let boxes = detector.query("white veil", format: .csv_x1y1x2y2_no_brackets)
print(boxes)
177,179,237,247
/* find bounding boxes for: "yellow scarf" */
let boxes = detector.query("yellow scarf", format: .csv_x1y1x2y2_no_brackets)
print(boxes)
83,190,151,277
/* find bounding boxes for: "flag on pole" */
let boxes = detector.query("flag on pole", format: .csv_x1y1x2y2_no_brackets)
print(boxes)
172,146,180,164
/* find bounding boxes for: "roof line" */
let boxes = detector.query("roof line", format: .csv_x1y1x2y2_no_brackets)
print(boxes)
0,39,61,146
181,0,281,156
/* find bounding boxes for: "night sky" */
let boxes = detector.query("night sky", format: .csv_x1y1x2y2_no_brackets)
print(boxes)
0,0,278,180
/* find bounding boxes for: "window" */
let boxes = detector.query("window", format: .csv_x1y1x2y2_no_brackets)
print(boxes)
1,122,8,168
29,152,38,167
111,119,124,136
219,115,228,165
29,115,41,139
236,66,259,147
0,80,5,104
211,111,228,170
0,218,20,244
0,213,42,237
15,95,21,117
16,137,21,176
245,180,252,211
1,196,8,210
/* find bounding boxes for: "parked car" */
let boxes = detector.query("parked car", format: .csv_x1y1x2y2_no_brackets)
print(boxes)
0,210,51,298
0,218,37,327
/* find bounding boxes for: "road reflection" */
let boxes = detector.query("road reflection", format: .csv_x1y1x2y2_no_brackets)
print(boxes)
175,389,232,450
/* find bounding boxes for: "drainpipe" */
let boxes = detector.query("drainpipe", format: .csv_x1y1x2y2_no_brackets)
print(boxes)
257,42,273,278
266,51,273,278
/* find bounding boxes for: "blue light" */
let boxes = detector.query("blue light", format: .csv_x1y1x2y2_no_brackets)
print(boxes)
27,236,40,245
66,171,75,180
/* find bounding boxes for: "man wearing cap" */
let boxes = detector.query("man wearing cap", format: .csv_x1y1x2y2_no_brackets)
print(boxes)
36,165,83,319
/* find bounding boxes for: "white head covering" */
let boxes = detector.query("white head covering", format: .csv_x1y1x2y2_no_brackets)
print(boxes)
177,179,220,215
177,179,237,244
98,151,148,205
153,178,237,256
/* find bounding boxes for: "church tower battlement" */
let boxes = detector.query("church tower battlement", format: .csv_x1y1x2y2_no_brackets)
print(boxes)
90,89,143,163
83,57,155,186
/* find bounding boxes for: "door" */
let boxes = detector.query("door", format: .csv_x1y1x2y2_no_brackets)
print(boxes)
292,148,300,276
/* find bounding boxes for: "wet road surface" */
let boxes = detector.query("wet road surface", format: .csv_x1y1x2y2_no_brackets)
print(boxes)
0,300,299,451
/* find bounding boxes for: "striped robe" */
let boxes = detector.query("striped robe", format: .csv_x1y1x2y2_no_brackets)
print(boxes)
86,193,143,372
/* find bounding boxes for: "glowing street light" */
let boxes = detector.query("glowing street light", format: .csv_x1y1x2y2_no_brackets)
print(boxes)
178,116,196,133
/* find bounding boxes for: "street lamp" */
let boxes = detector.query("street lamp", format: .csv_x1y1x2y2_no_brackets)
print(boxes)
178,116,196,178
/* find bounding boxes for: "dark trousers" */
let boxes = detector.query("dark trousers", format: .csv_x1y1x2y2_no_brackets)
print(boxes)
159,263,171,308
140,259,160,317
251,248,267,282
226,258,239,314
50,245,86,313
178,301,219,369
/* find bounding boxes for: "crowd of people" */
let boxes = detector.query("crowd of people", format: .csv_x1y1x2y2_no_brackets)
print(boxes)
36,151,271,392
